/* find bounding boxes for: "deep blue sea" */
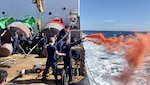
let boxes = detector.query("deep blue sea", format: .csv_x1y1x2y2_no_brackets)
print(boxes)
83,30,147,38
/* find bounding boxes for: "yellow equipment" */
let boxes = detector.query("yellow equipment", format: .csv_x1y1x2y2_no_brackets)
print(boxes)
32,0,44,32
37,19,41,31
32,0,44,12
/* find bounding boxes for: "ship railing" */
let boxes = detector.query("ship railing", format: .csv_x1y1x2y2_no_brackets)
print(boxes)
68,29,82,43
69,29,86,76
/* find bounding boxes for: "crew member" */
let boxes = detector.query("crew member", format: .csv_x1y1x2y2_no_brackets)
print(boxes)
12,32,19,54
42,37,66,84
20,34,27,50
56,25,71,52
57,25,70,42
38,33,47,57
71,37,80,61
61,37,84,82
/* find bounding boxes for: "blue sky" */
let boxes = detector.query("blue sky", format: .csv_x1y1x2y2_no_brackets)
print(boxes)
80,0,150,31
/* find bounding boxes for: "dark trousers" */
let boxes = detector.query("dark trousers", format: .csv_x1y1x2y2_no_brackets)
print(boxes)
56,41,64,52
12,42,19,54
38,45,43,56
71,49,80,61
63,57,72,81
42,60,58,81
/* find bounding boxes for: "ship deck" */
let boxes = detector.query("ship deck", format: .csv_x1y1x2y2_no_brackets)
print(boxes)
0,54,85,85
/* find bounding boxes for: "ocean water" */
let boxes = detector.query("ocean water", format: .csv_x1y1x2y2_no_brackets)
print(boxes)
83,30,144,38
82,31,150,85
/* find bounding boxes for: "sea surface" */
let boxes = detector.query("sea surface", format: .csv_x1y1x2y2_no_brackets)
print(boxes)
82,30,150,85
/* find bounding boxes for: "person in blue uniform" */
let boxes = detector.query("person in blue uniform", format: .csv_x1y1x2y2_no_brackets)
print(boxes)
57,25,70,42
38,33,47,57
42,37,66,83
32,33,40,47
19,34,27,50
61,37,84,82
71,48,80,61
41,33,47,48
12,32,19,54
70,37,80,61
56,25,71,52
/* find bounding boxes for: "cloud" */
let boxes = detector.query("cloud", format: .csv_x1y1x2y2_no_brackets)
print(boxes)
104,19,115,23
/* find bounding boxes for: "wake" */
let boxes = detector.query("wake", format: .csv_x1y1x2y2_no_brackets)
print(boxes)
83,34,150,85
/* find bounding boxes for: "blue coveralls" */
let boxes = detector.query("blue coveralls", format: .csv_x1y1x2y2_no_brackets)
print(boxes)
61,40,81,81
43,36,47,48
42,44,58,82
32,36,40,46
71,49,80,61
20,35,26,50
56,29,69,52
38,35,47,56
57,29,66,42
12,35,19,54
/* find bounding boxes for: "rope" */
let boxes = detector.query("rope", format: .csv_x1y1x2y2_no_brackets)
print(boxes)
24,27,68,57
25,27,58,57
18,44,27,55
24,38,43,57
36,6,39,19
40,12,43,26
55,33,69,46
85,59,99,85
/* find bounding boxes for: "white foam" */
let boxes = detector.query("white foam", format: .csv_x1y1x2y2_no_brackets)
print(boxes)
82,32,150,85
83,40,148,85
